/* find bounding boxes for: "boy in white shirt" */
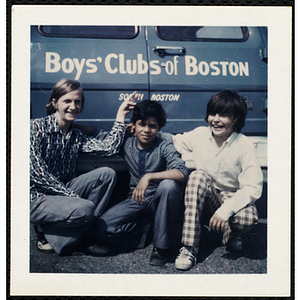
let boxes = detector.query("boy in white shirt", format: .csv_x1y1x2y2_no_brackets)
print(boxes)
174,90,263,271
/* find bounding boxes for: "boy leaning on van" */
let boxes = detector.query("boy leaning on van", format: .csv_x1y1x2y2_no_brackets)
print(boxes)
93,100,188,266
30,79,138,256
169,90,263,270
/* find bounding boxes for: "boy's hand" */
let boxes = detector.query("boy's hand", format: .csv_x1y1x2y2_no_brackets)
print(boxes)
209,212,226,233
132,174,151,204
115,91,140,123
126,122,135,136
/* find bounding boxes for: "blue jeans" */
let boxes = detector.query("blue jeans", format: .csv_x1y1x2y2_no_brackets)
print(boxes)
30,167,116,255
95,179,184,249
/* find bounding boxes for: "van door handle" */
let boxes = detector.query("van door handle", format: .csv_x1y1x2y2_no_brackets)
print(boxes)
153,46,186,57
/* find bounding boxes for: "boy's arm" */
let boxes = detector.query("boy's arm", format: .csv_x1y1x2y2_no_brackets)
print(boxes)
30,121,79,198
132,169,184,204
215,144,263,221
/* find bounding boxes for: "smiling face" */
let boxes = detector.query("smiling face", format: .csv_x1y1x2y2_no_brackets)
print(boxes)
207,113,235,146
133,117,160,150
53,89,83,129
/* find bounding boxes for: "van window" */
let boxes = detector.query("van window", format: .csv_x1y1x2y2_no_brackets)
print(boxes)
156,26,249,42
38,25,139,39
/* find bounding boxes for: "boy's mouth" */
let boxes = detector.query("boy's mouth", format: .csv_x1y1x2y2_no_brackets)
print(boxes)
212,124,224,129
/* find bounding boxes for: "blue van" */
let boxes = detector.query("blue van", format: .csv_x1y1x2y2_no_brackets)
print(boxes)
30,25,267,170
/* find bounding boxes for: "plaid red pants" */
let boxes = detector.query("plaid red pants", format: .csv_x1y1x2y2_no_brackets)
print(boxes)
181,170,259,247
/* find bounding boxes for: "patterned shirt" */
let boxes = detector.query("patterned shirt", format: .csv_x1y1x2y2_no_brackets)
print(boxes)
121,135,188,191
30,113,127,202
173,126,263,220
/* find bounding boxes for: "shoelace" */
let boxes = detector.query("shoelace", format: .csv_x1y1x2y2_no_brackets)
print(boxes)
176,247,197,267
178,247,195,259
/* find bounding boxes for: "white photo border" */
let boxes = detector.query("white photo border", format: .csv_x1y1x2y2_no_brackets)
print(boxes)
10,5,292,297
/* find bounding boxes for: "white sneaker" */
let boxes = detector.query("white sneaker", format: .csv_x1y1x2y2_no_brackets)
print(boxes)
34,224,54,253
37,240,54,252
226,237,242,251
175,246,197,271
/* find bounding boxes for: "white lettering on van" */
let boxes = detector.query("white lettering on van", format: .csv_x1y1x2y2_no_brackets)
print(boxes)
151,94,180,101
210,61,221,76
137,54,148,74
46,52,98,79
45,52,61,73
185,56,198,75
185,55,249,77
199,61,209,76
86,59,97,74
239,62,249,76
105,54,148,75
73,58,86,80
150,60,161,75
105,53,118,74
119,93,144,101
229,62,239,76
61,58,74,74
45,52,249,79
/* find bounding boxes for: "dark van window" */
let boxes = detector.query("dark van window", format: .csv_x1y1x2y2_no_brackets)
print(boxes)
38,25,139,39
156,26,249,42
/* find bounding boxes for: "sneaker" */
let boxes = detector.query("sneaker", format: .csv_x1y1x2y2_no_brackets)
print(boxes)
175,246,197,271
34,224,54,254
149,247,169,266
226,237,242,251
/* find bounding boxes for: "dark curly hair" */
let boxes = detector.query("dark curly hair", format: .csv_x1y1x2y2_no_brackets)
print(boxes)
205,90,248,133
131,100,167,129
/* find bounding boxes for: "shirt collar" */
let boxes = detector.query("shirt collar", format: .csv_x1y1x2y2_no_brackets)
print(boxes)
50,113,74,134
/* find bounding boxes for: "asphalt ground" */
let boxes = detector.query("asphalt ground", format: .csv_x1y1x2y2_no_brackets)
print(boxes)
30,171,267,275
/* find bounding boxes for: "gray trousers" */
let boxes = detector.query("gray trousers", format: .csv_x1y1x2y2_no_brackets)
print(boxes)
95,179,184,250
30,167,116,255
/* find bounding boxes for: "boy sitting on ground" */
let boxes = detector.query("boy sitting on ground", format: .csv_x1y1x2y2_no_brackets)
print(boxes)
172,90,263,270
94,100,188,266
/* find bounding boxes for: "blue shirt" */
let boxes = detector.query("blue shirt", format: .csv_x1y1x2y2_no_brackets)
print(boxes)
30,113,127,202
121,135,188,190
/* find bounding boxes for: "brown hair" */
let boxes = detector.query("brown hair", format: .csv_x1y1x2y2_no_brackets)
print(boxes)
205,90,248,133
46,79,85,115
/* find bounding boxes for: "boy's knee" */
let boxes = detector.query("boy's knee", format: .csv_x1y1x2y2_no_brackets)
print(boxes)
190,169,209,180
230,208,259,232
67,200,95,226
157,179,180,195
159,179,176,189
98,167,116,181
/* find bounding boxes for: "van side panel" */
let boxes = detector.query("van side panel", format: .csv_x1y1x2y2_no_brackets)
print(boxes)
30,26,149,130
146,26,267,135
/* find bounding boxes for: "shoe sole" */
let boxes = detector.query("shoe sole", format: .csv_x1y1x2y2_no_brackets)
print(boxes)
175,264,194,271
149,260,167,266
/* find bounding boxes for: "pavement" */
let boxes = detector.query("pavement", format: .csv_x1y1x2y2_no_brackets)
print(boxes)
30,172,267,275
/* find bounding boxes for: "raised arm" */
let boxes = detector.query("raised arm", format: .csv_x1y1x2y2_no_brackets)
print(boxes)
81,92,140,155
115,91,139,123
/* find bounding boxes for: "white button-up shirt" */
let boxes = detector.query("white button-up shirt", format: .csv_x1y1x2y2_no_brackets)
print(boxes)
172,126,263,220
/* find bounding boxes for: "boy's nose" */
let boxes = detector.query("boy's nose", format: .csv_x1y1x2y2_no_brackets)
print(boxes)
70,101,76,110
213,114,221,121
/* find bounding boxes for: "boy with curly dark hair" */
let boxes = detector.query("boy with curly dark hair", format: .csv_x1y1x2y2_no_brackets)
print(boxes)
95,100,188,266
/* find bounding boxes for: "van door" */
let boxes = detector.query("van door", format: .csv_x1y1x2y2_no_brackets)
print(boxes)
146,26,267,135
31,25,149,130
